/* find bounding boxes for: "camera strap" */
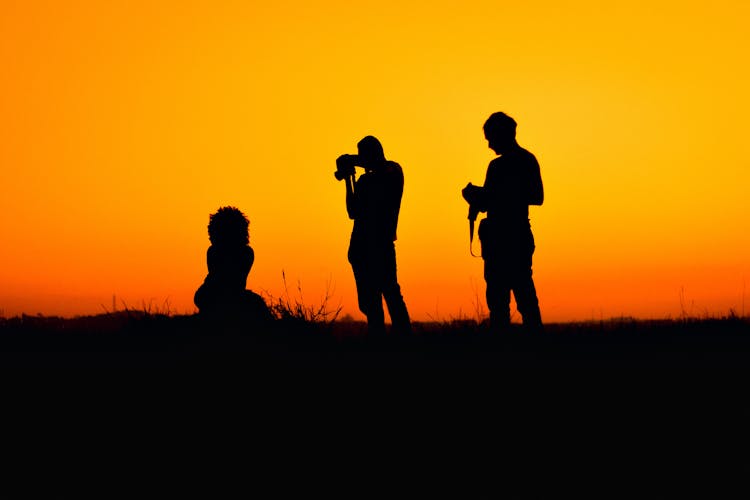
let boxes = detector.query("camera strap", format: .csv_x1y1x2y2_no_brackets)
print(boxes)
469,218,481,258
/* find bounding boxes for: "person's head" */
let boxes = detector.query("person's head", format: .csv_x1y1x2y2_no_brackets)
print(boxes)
357,136,386,171
483,112,518,154
208,206,250,247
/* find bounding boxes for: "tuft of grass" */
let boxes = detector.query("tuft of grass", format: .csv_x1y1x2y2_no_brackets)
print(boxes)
469,276,489,323
263,271,342,327
99,295,174,320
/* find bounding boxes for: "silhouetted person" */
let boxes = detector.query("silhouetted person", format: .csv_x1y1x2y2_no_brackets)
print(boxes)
462,112,544,332
336,136,411,335
194,206,272,325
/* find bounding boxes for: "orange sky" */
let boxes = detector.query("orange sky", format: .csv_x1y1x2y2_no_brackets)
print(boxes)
1,1,749,322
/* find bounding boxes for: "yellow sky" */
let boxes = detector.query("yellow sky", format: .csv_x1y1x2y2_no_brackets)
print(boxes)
1,1,749,321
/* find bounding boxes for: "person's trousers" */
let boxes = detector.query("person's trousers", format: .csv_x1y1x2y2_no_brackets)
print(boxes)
349,242,411,335
482,227,542,331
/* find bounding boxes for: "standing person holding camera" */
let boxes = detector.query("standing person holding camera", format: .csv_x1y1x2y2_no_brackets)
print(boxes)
462,112,544,332
336,136,411,335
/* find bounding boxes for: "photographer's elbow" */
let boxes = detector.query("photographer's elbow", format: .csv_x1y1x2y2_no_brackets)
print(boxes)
530,185,544,206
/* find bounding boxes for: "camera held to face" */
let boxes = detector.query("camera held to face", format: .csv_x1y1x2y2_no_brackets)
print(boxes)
334,154,359,181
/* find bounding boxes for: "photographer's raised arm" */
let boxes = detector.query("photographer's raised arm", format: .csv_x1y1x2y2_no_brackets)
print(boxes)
335,154,359,219
345,176,358,220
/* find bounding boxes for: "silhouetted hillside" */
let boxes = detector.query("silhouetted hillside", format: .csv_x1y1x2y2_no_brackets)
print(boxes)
1,314,747,497
1,313,748,370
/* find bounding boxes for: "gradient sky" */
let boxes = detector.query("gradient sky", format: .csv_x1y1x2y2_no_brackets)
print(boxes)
1,1,749,322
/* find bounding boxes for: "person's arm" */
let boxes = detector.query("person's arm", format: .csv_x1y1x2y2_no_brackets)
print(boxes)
246,245,255,272
206,246,216,274
386,164,404,240
345,176,357,220
528,155,544,206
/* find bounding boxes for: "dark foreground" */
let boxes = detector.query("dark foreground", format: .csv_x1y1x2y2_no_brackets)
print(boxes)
1,314,748,497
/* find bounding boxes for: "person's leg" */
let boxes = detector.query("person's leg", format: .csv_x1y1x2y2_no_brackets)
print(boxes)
242,289,274,324
380,243,411,334
194,282,210,312
349,246,386,335
510,234,542,331
512,271,542,331
484,257,511,332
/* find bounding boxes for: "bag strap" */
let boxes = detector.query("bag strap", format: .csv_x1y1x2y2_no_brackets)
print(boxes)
468,209,481,258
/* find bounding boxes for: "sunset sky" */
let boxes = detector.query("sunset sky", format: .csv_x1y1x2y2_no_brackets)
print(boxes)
2,1,749,323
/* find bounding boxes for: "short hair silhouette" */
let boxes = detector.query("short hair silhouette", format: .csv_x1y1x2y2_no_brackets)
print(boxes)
340,136,412,335
357,135,385,162
208,206,250,246
483,112,517,140
463,111,544,332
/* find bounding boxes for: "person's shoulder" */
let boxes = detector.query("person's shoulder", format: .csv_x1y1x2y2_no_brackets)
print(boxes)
486,156,505,174
356,171,372,185
384,160,403,172
383,161,404,180
501,147,538,170
517,146,539,163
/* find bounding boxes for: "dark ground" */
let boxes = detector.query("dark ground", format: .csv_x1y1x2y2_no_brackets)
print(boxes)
1,314,748,497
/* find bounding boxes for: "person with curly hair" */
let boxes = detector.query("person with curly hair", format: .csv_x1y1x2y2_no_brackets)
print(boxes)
194,206,271,324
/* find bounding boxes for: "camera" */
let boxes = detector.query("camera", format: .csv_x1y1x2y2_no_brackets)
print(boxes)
462,182,483,221
334,154,359,181
462,182,482,202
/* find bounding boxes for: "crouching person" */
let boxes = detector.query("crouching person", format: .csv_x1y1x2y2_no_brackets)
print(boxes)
194,206,273,327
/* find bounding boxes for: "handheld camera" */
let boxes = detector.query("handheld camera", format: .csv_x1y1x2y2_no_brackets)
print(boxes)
334,154,359,181
462,182,483,221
